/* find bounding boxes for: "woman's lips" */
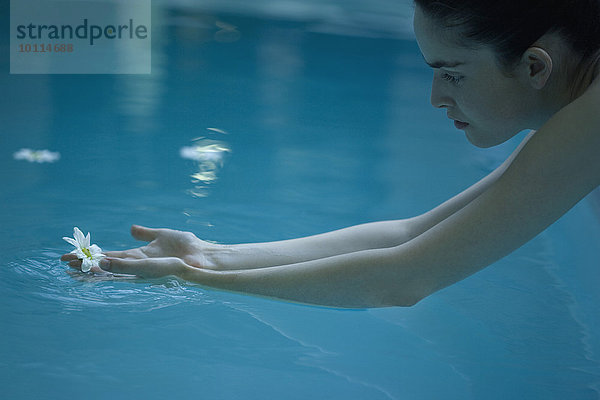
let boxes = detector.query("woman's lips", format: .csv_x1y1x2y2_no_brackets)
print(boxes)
453,120,469,130
448,113,469,130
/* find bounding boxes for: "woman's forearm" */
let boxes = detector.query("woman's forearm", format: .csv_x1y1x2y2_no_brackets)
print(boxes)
211,220,412,270
183,246,414,308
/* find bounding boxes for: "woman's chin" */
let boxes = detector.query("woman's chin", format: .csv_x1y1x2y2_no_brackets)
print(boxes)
465,127,518,148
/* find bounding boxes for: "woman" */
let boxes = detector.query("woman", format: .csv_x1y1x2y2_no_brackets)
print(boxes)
62,0,600,308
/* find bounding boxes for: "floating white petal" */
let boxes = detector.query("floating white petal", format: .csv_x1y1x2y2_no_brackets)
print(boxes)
14,148,60,163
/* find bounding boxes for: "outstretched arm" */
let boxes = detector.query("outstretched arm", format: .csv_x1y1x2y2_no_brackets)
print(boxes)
61,133,531,275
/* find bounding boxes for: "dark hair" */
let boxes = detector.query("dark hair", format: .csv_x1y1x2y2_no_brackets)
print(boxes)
414,0,600,67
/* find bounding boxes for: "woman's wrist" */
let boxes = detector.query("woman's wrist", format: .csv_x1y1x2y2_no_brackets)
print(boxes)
194,241,267,271
179,262,233,287
208,244,246,271
191,240,236,271
211,243,294,271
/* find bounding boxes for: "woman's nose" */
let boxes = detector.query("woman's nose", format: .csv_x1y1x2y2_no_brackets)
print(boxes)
430,75,454,108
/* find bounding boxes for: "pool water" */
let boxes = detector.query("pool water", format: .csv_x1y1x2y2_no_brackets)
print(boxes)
1,2,600,399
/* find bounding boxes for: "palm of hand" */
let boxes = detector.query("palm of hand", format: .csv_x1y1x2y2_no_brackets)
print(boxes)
110,227,210,269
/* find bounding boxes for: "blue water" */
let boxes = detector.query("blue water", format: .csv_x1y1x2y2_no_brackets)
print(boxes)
2,2,600,399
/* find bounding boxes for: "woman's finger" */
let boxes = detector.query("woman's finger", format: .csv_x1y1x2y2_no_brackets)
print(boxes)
130,225,161,242
103,250,129,258
61,253,78,261
99,256,185,279
103,248,148,259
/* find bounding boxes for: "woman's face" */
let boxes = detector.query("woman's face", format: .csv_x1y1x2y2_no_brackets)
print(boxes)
413,6,538,147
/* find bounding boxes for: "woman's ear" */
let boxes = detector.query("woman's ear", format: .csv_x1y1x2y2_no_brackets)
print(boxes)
521,47,553,89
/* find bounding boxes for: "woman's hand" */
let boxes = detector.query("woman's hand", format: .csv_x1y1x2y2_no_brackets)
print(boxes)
60,225,220,278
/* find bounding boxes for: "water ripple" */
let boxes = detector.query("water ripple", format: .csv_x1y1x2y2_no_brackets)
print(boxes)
4,248,215,313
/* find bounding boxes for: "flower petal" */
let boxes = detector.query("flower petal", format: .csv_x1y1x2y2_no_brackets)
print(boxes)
81,259,92,272
73,227,86,247
63,237,78,247
89,244,104,254
83,232,91,248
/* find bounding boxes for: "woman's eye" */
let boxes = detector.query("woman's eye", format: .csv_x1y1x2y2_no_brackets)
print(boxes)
441,72,463,85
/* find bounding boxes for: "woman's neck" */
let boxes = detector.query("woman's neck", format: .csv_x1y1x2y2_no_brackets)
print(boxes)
527,35,597,128
532,50,600,129
568,50,600,101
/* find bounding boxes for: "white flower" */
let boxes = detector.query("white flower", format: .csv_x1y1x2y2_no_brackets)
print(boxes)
62,227,105,272
14,148,60,163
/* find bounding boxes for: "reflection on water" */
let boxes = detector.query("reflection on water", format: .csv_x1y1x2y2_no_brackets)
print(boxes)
214,20,242,42
180,129,231,198
157,0,415,39
114,6,166,133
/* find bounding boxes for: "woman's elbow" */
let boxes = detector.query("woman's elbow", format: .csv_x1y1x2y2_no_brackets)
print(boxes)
390,294,426,307
376,287,428,308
